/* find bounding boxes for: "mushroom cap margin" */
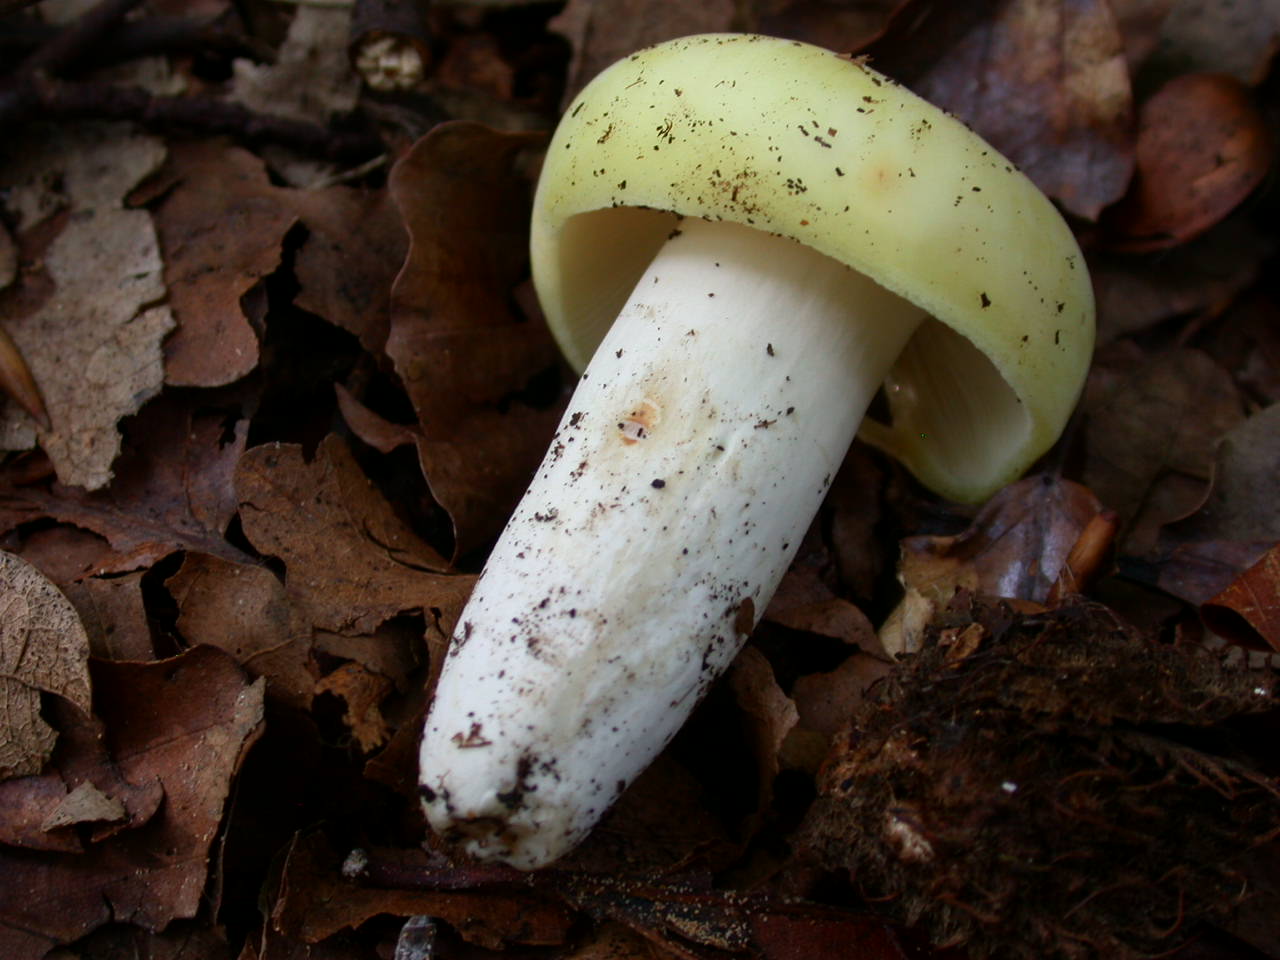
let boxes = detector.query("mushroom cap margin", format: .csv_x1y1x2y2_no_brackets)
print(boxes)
529,33,1095,503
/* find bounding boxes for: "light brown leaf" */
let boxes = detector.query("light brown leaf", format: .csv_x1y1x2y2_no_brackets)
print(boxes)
315,661,392,753
1105,73,1272,251
0,551,91,779
0,125,173,489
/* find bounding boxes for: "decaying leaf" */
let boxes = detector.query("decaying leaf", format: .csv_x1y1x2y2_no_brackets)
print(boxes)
387,122,563,558
1205,542,1280,651
0,647,264,958
1083,346,1244,553
1105,73,1272,251
315,661,393,753
235,435,469,637
1180,401,1280,543
1154,0,1280,84
861,0,1134,219
0,124,173,489
0,550,91,779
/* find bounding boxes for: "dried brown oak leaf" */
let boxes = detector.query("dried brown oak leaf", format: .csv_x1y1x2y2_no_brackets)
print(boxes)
861,0,1133,220
0,397,252,575
387,122,563,558
0,124,173,489
1083,345,1244,554
152,142,297,387
0,647,264,960
1205,542,1280,651
1179,401,1280,544
0,698,163,854
1104,73,1273,252
802,595,1280,960
235,435,471,638
166,551,315,709
0,550,91,779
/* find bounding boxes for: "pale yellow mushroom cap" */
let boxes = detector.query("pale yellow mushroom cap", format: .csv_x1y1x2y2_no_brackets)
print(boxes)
530,33,1095,503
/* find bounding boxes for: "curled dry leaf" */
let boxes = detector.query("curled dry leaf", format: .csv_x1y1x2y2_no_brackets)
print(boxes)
0,647,264,959
728,646,799,830
1105,73,1272,252
0,550,91,779
758,0,906,53
1204,542,1280,651
235,435,470,638
315,661,393,753
861,0,1134,220
387,122,564,558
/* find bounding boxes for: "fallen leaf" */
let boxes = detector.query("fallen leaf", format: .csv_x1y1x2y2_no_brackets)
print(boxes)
0,397,253,574
729,646,799,829
0,550,92,778
1153,0,1280,84
166,552,315,709
1104,73,1272,251
1110,0,1178,70
40,780,126,831
765,566,879,648
235,435,470,637
550,0,736,108
1157,539,1275,608
152,142,297,387
898,474,1106,606
0,647,264,957
387,122,564,558
1204,543,1280,650
861,0,1134,219
315,661,393,753
62,572,155,661
1083,346,1244,553
1178,402,1280,543
1089,215,1272,343
0,124,173,489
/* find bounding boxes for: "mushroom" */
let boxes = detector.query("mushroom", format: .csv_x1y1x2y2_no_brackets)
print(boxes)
419,33,1095,869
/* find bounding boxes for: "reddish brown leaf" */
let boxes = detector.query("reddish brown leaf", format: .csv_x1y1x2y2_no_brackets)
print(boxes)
729,646,799,829
63,572,155,661
387,122,564,558
1105,73,1272,251
0,647,263,958
1157,539,1275,608
235,435,470,637
765,564,879,648
167,552,315,710
315,661,393,753
861,0,1134,219
749,909,907,960
1205,543,1280,650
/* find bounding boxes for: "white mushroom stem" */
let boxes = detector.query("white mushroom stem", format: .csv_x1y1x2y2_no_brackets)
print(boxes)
419,217,925,868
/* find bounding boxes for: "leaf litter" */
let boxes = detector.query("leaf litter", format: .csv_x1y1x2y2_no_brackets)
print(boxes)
0,1,1277,959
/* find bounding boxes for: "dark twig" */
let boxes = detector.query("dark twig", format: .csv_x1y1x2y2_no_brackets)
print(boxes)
17,0,145,77
2,76,385,162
